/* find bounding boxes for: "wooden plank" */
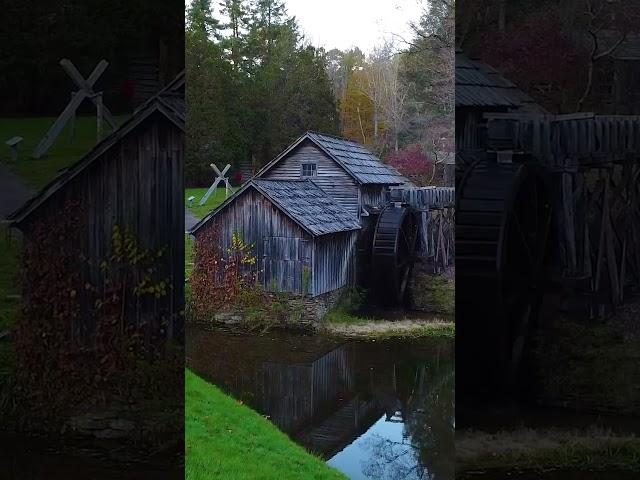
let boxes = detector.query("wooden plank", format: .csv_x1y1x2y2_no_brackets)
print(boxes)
562,173,577,274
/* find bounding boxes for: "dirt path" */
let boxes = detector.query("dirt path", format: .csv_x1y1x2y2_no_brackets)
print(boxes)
0,164,32,220
184,209,199,233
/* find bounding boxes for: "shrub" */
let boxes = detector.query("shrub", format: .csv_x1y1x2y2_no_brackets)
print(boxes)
11,203,181,423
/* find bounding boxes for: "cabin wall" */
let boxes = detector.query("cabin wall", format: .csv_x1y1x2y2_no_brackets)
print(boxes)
262,140,360,217
202,188,312,294
312,231,358,296
360,185,388,209
22,113,184,344
457,107,511,150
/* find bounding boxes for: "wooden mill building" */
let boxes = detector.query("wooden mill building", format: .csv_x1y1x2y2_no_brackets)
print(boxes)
190,131,409,298
456,49,546,153
9,71,185,343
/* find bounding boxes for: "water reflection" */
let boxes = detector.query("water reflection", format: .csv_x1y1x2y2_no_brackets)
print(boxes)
0,437,182,479
187,328,454,479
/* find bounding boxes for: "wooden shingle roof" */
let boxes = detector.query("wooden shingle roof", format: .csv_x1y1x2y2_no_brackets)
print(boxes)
456,50,539,109
8,71,185,226
256,131,409,185
306,132,407,185
189,179,361,237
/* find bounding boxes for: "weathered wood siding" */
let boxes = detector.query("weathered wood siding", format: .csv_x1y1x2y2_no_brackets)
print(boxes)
261,345,353,435
262,140,360,217
204,188,313,294
22,112,184,344
128,53,160,107
360,185,388,209
313,231,358,296
483,112,640,168
263,236,312,293
456,109,483,150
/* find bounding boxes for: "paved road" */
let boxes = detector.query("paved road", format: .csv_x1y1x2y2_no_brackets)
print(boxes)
0,164,32,220
185,209,199,233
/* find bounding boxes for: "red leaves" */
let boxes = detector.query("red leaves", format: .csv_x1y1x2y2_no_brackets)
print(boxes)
190,227,264,321
388,144,435,185
13,208,177,419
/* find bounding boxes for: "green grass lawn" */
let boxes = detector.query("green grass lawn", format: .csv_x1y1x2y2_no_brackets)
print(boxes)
186,369,346,480
0,116,127,189
185,187,235,220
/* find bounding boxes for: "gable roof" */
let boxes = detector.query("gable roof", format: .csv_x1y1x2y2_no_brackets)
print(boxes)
189,179,361,237
456,50,544,111
9,72,185,226
256,131,408,185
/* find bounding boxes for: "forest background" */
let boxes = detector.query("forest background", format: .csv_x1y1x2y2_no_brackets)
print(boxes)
186,0,454,187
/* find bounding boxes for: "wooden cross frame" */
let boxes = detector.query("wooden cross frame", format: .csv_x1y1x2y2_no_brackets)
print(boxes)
32,59,117,159
200,163,231,206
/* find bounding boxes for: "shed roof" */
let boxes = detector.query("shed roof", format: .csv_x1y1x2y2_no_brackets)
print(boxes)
189,179,361,237
8,71,185,226
456,50,541,110
256,131,409,185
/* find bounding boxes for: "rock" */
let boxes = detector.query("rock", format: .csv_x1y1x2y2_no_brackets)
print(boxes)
109,419,135,431
94,428,129,439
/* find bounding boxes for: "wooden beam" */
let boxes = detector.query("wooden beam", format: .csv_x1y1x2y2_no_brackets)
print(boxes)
60,59,117,128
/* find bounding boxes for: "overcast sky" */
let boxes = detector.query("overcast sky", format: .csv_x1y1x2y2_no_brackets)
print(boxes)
284,0,425,54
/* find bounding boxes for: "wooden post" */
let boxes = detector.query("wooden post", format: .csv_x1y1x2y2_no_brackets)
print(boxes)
33,59,114,158
70,91,76,144
562,173,578,274
5,136,23,163
96,92,103,142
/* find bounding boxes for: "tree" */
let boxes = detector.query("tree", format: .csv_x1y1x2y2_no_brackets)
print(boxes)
341,68,376,146
457,0,640,113
219,0,250,70
185,0,339,183
187,0,220,37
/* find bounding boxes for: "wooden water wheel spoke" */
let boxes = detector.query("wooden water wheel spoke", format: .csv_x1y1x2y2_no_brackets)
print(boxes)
512,212,535,268
371,205,418,305
457,159,552,392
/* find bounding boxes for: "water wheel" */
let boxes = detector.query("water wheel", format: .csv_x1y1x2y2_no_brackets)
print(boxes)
456,158,552,397
371,205,419,305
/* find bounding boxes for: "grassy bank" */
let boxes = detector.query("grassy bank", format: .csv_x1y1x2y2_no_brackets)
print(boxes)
411,270,455,315
533,317,640,415
0,116,126,189
322,287,454,339
456,427,640,477
185,369,345,480
323,315,455,340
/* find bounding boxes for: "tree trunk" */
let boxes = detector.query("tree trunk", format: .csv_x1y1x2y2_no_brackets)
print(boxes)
498,0,506,32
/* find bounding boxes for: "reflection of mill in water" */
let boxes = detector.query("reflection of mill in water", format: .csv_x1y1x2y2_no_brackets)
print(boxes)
261,343,416,458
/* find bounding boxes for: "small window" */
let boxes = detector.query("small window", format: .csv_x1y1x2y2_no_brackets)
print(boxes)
301,163,317,177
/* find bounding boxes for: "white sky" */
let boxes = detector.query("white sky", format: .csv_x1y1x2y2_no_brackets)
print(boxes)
187,0,426,55
283,0,425,54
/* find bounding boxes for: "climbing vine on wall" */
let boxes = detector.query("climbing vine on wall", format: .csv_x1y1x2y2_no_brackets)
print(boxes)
190,227,259,320
189,228,306,332
12,204,180,420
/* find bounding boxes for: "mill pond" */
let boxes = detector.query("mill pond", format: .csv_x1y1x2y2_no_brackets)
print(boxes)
187,327,454,479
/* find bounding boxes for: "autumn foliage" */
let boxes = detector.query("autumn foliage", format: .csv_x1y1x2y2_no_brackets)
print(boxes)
11,201,181,420
190,228,259,320
388,145,435,186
